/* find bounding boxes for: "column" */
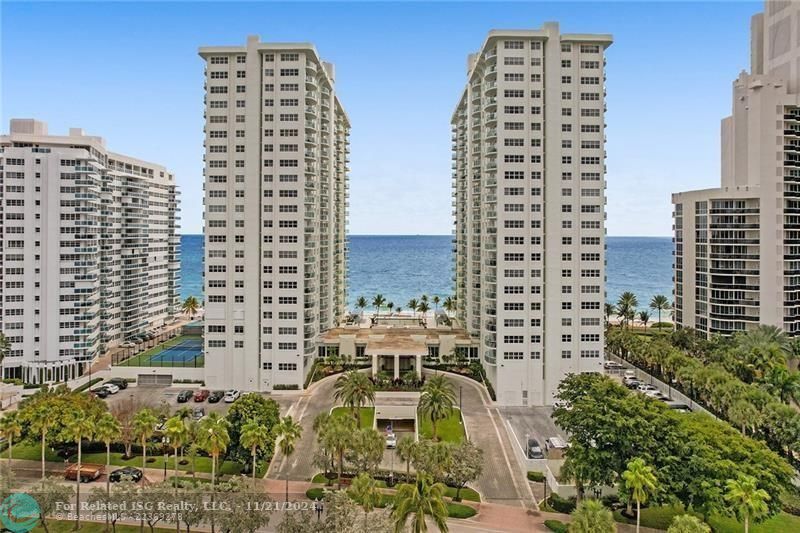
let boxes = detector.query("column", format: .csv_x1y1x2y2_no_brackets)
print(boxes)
394,354,400,380
372,354,379,377
416,355,422,378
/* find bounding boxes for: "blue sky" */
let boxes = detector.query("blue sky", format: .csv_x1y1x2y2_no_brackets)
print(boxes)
1,1,760,236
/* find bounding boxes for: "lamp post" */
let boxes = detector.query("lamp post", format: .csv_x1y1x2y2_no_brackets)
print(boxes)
162,436,169,480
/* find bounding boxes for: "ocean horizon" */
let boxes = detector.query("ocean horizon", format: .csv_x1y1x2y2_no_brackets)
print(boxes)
179,234,673,311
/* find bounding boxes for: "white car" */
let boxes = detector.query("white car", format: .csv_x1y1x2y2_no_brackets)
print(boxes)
637,384,658,393
224,390,240,403
644,389,664,399
386,433,397,449
121,341,136,348
623,370,637,380
604,361,623,369
103,383,120,394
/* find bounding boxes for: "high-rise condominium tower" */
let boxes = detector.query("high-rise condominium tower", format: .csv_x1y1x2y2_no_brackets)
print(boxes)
0,119,180,383
452,23,612,406
199,37,350,391
673,1,800,337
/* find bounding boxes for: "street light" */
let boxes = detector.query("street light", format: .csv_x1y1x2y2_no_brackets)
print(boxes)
162,436,170,480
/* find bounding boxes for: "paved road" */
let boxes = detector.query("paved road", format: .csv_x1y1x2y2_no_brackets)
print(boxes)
432,371,535,509
501,405,565,458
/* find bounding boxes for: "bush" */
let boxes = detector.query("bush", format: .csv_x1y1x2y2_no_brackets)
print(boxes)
782,487,800,516
306,488,325,500
544,519,568,533
73,377,103,393
546,494,576,514
274,384,299,390
527,471,545,482
447,502,477,519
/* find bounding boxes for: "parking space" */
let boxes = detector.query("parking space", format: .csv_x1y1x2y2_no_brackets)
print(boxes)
500,406,566,460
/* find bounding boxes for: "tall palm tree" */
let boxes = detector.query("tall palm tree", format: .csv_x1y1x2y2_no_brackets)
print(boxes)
638,311,651,331
432,295,441,313
622,458,658,533
418,375,456,441
198,412,231,490
133,408,158,475
334,370,375,425
420,294,429,306
397,436,417,482
0,332,9,369
0,412,22,464
240,419,270,486
350,472,381,530
273,416,302,503
387,301,395,315
762,366,800,404
604,303,616,326
372,294,386,320
728,398,760,435
63,408,95,530
442,296,455,315
617,292,639,328
569,499,616,533
393,474,449,533
408,299,419,318
164,416,189,489
649,295,671,326
181,295,200,319
25,402,51,479
417,301,430,325
320,415,356,489
724,474,770,533
94,412,120,532
356,296,368,321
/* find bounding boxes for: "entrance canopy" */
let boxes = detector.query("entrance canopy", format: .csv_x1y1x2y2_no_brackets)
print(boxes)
366,337,427,379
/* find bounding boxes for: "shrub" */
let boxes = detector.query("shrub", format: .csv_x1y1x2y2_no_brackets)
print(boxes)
274,384,299,390
306,488,325,500
73,377,103,393
546,494,576,514
527,471,545,482
782,487,800,516
544,519,568,533
447,503,477,519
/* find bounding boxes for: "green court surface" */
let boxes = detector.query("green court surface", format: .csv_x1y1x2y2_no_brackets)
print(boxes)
115,335,204,368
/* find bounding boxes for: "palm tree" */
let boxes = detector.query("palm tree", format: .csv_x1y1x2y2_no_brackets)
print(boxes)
350,472,381,530
133,408,158,475
181,295,200,319
419,375,456,441
442,296,455,315
617,292,639,328
198,412,231,490
164,416,189,489
63,408,95,530
622,458,658,533
0,412,22,464
725,475,770,533
604,303,616,326
334,370,375,425
638,311,651,331
356,296,368,321
320,415,356,489
432,296,441,314
25,402,51,479
408,299,419,318
273,416,302,503
667,514,710,533
393,474,449,533
569,499,616,533
0,332,9,368
94,412,120,532
387,302,395,315
417,301,430,321
762,366,800,404
397,436,417,482
649,295,671,326
240,420,270,486
728,398,760,435
372,294,386,320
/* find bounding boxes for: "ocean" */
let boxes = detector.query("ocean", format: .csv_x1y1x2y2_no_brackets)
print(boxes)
179,235,674,310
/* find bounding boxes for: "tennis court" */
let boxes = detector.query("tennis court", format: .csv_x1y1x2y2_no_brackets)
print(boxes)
116,335,204,367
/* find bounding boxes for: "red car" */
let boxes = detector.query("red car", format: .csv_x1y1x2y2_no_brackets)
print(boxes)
193,389,210,402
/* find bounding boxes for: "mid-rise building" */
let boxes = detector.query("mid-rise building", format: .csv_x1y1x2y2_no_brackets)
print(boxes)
452,23,612,406
199,36,349,391
673,1,800,337
0,119,181,383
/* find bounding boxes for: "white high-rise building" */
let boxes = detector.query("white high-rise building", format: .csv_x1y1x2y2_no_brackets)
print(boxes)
199,37,349,391
673,1,800,337
452,23,612,406
0,119,181,383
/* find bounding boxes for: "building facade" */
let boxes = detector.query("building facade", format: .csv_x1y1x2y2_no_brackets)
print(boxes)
0,119,180,383
199,36,349,391
452,23,612,406
673,1,800,337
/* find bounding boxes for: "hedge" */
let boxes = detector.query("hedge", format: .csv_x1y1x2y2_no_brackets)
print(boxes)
74,377,103,393
544,519,568,533
527,471,545,482
546,494,576,514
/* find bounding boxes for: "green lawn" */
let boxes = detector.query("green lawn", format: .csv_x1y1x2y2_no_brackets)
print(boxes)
6,442,62,462
613,505,800,533
33,520,175,532
419,408,466,443
331,406,375,429
115,335,204,368
310,472,479,502
72,451,244,476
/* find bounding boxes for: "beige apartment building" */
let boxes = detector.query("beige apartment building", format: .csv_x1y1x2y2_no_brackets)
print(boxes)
452,23,612,406
0,119,180,383
199,36,349,391
673,1,800,337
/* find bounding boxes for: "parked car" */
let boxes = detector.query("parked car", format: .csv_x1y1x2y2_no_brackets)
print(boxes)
386,433,397,449
193,407,205,420
527,438,545,459
208,390,225,403
109,466,143,483
121,341,136,348
193,389,210,402
644,389,665,399
103,383,120,395
623,370,637,380
90,387,110,399
65,463,104,483
604,361,624,369
224,390,241,403
106,378,128,390
637,384,658,393
177,390,193,403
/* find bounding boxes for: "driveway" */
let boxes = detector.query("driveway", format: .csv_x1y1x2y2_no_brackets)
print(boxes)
501,406,566,460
